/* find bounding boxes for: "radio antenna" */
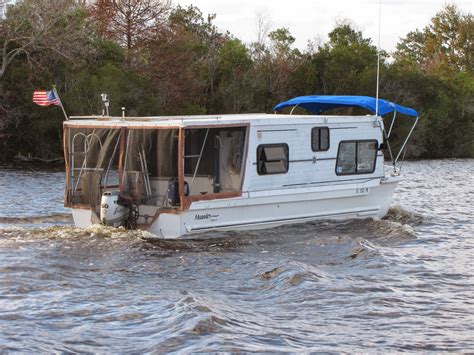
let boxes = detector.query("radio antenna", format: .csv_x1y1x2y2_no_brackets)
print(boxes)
375,0,382,117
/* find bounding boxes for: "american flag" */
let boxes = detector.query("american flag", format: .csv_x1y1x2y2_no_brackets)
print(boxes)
33,90,60,107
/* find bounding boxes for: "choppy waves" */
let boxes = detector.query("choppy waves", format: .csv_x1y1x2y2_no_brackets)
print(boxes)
0,213,72,225
1,160,473,352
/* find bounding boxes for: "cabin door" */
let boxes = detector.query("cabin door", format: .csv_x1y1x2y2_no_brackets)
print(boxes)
216,130,245,193
183,126,247,197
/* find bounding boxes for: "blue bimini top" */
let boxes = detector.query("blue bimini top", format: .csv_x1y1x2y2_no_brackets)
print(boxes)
273,95,418,117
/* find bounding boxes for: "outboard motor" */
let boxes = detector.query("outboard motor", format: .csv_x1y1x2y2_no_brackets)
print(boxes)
100,190,129,227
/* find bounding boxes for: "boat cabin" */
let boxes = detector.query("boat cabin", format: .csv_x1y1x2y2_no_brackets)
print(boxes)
63,95,418,237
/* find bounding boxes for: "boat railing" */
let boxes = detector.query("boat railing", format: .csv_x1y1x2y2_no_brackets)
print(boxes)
379,112,419,175
70,132,103,199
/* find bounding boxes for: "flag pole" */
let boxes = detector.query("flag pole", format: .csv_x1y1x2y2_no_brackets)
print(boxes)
52,85,69,121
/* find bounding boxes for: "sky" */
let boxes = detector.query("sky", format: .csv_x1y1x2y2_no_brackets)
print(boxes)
174,0,473,53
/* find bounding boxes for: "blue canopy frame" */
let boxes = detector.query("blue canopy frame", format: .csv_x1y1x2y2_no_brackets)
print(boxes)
273,95,420,174
273,95,418,117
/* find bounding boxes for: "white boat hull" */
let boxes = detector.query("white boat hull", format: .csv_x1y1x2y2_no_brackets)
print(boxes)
70,176,399,239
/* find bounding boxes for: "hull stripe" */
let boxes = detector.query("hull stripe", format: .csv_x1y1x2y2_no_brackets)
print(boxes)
187,208,379,232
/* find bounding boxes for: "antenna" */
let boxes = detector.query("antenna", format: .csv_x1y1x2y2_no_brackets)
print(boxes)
375,0,382,117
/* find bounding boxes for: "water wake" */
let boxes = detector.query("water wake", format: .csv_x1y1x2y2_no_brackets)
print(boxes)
384,205,423,225
0,213,72,225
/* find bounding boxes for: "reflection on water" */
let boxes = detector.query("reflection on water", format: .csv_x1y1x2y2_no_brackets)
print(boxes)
0,160,473,352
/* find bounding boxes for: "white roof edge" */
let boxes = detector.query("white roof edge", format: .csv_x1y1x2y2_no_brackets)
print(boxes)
68,113,268,120
64,114,378,128
67,113,376,121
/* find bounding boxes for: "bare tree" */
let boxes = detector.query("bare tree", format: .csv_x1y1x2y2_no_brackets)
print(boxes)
90,0,170,62
0,0,91,80
306,35,323,55
255,10,272,51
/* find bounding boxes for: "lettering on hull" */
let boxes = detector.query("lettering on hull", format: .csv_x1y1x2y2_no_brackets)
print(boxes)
194,213,219,222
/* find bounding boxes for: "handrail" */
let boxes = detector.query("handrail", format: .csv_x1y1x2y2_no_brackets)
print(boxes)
379,114,419,175
72,132,102,195
190,128,210,188
103,135,121,192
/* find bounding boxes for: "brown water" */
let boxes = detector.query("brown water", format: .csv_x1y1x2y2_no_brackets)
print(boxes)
0,160,473,352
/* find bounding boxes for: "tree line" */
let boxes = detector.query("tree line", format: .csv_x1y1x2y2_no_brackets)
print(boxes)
0,0,472,162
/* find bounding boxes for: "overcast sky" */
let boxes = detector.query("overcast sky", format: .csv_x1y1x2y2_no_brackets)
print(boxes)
174,0,472,53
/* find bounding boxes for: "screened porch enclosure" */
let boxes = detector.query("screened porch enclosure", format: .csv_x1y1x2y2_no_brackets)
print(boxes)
66,127,179,212
65,125,248,214
66,127,121,208
122,129,179,206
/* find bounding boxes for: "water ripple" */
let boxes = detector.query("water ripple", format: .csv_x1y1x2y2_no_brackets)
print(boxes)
0,160,473,352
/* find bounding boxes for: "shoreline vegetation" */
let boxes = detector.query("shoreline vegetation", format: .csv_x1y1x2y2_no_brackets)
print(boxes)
0,1,472,163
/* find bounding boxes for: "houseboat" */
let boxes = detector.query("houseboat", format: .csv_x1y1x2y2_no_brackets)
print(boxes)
63,95,418,238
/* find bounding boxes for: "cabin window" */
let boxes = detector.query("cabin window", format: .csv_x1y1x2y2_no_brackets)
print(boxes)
311,127,330,151
336,140,378,175
184,127,247,196
257,144,289,175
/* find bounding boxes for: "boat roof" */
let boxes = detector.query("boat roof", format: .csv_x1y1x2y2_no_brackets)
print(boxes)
65,113,379,128
65,95,418,128
273,95,418,117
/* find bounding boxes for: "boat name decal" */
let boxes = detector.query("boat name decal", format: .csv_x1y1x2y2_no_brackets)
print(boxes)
194,213,219,221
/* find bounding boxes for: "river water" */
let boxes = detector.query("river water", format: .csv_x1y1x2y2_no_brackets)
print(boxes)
0,160,472,352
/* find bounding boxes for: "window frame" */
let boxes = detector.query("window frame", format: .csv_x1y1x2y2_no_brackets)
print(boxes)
256,143,289,175
311,127,330,152
335,139,378,176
